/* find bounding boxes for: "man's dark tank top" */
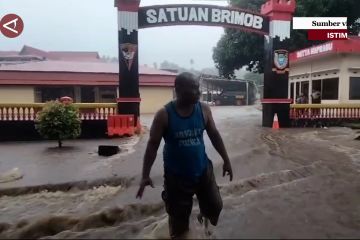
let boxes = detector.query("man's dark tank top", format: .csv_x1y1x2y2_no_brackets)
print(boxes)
163,101,208,180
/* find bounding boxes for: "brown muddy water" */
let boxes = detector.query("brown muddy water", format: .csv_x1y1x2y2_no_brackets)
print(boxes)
0,106,359,239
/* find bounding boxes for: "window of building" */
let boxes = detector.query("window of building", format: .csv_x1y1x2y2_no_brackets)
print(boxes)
35,87,75,102
300,81,309,97
296,82,300,97
99,87,117,103
322,78,339,100
81,86,95,103
349,77,360,100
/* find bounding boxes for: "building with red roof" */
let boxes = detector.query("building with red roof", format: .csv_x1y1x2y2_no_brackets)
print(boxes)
0,46,176,113
289,36,360,104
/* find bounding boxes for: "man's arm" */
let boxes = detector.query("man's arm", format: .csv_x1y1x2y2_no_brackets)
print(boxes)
202,103,233,181
136,108,167,198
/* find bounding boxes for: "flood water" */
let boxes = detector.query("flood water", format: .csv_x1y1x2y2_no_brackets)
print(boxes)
0,106,359,239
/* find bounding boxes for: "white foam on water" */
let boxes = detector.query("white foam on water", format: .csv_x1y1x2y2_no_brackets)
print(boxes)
330,144,360,170
140,212,214,239
141,215,170,239
0,168,23,183
0,185,124,223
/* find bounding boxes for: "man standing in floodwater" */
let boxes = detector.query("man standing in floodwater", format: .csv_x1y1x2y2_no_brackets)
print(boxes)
136,72,233,239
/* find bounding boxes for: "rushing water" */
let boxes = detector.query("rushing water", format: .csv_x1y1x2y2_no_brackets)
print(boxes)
1,107,360,239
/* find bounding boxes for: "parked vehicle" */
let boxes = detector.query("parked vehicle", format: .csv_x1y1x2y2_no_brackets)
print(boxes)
213,91,246,106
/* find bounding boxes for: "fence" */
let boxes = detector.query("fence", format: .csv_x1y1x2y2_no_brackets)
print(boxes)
290,104,360,120
0,103,117,121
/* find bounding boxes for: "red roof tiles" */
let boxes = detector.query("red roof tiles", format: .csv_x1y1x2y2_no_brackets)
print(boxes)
1,45,101,62
0,61,176,87
47,51,100,61
19,45,48,59
0,45,176,87
0,60,177,75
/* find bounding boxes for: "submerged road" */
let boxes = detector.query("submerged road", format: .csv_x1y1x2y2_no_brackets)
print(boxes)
0,106,359,239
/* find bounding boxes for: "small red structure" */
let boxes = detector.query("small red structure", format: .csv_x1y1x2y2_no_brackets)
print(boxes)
107,115,139,137
106,97,143,137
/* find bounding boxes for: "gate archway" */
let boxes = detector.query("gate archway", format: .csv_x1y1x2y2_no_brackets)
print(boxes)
114,0,295,129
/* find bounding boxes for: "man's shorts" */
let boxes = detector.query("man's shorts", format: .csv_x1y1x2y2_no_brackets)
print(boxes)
162,160,223,237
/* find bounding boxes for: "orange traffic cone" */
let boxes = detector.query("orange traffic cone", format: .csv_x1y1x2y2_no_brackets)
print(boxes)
272,113,280,129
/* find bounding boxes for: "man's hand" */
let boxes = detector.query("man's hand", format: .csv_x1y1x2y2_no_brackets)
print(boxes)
223,162,233,181
203,103,233,182
136,177,154,199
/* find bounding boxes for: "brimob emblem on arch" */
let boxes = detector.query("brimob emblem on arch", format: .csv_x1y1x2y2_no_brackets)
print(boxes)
121,43,137,71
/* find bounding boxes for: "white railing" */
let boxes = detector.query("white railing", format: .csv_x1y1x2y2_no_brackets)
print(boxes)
290,104,360,120
0,103,117,121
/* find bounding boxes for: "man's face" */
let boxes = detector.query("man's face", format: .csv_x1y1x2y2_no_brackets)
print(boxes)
176,79,200,105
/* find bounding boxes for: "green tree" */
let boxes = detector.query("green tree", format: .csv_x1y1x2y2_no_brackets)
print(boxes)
35,101,81,148
213,0,360,77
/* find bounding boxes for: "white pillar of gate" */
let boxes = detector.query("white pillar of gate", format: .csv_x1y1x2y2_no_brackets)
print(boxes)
261,0,295,41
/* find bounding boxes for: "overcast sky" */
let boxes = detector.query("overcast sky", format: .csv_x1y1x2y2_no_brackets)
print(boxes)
0,0,228,69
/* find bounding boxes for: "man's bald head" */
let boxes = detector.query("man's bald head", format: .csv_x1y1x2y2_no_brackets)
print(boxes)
174,72,200,105
175,72,199,88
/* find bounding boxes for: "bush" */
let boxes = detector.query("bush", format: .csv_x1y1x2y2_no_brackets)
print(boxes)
35,101,81,147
